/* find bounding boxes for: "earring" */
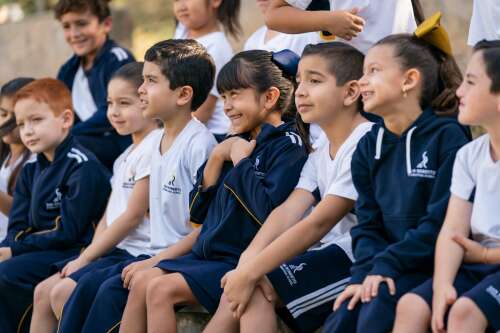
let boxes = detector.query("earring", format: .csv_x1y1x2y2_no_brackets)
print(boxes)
402,88,408,98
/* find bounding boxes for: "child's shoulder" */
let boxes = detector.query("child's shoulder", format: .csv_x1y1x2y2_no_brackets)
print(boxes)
456,133,490,162
100,39,134,65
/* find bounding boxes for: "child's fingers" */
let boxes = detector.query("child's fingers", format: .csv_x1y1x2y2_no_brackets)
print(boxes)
259,279,275,302
386,278,396,295
347,290,361,310
220,274,228,289
333,290,350,311
452,234,473,249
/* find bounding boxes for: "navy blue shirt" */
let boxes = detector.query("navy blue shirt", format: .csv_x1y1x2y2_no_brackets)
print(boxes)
58,39,135,135
1,135,111,256
349,109,470,283
189,122,308,264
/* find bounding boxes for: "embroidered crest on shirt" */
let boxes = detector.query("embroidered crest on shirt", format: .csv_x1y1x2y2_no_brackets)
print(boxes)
280,262,307,286
253,155,265,179
46,188,62,210
163,172,181,195
409,151,436,179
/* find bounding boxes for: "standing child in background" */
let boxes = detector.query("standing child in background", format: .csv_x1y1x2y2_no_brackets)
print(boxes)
0,78,35,241
28,62,159,333
245,0,324,148
325,14,470,333
118,49,308,333
393,40,500,333
265,0,422,54
468,0,500,46
174,0,241,140
54,39,217,333
208,42,372,333
55,0,135,169
0,78,110,333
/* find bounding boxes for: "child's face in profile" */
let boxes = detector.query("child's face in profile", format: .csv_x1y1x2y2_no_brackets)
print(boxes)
0,96,22,145
359,44,411,115
456,51,499,126
295,55,350,125
14,99,71,157
139,61,178,121
107,78,150,136
60,10,110,58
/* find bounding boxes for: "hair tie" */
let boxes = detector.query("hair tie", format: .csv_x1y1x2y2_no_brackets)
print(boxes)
271,49,300,77
414,12,453,56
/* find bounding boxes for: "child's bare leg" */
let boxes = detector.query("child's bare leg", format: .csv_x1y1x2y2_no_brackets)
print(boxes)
119,267,165,333
203,294,239,333
146,272,198,333
30,274,63,333
240,286,278,333
392,293,431,333
447,297,488,333
49,277,77,320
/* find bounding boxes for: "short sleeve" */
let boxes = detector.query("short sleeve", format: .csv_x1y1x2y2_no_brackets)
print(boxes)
326,151,357,201
296,153,318,193
285,0,313,10
133,151,153,181
187,133,217,184
449,145,476,201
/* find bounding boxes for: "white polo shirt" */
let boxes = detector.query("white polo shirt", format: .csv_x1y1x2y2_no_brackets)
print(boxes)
450,134,500,248
296,121,373,260
148,118,217,255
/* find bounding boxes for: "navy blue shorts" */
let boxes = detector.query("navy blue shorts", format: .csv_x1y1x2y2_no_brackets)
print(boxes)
156,252,235,313
412,264,500,331
267,243,351,333
51,247,135,282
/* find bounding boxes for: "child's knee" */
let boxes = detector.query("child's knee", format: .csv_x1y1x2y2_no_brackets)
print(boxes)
396,293,430,319
448,297,483,325
146,275,179,307
49,279,75,311
33,280,53,306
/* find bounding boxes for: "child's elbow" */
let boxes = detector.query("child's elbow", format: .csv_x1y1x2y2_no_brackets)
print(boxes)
264,1,283,29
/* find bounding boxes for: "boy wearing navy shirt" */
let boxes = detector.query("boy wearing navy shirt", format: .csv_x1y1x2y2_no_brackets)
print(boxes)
0,78,110,333
55,0,135,169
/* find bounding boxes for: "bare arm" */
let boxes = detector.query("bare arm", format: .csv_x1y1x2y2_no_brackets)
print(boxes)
266,0,364,39
242,194,354,281
0,191,13,216
149,227,201,265
193,95,217,124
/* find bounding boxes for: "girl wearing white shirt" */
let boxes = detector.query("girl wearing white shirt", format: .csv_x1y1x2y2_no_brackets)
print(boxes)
0,78,35,242
174,0,241,139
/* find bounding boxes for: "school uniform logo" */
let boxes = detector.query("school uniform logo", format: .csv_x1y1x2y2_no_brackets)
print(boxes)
408,151,436,179
163,172,181,195
123,169,136,189
253,155,265,179
46,188,62,210
280,262,307,286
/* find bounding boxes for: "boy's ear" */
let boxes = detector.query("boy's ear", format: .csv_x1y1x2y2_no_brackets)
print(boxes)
344,80,361,107
61,109,74,130
101,16,112,34
263,87,281,111
211,0,223,9
402,68,420,95
176,86,194,108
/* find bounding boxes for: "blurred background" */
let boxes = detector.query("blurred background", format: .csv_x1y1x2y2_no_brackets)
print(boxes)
0,0,474,86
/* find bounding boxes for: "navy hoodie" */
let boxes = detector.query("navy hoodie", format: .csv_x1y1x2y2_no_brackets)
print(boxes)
1,135,111,256
189,122,308,264
349,108,470,284
58,39,134,135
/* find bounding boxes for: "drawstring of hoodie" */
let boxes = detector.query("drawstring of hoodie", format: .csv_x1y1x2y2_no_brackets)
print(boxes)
374,126,418,177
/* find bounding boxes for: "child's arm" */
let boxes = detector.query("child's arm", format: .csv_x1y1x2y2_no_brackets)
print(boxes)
431,195,472,332
61,178,150,277
453,235,500,264
266,0,365,40
193,95,217,125
121,226,201,289
202,137,238,189
8,161,111,256
0,191,14,217
222,193,354,317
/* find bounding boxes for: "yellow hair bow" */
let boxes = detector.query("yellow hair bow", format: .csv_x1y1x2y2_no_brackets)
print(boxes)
414,12,452,56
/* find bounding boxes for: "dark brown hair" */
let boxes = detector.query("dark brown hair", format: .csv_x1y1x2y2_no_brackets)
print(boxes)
473,40,500,93
54,0,112,22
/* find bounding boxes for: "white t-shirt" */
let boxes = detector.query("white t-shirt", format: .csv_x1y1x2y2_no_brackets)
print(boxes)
175,26,234,135
0,153,35,241
450,134,500,248
106,129,160,257
72,66,98,122
468,0,500,46
285,0,417,53
296,121,373,260
244,26,319,55
148,118,217,255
